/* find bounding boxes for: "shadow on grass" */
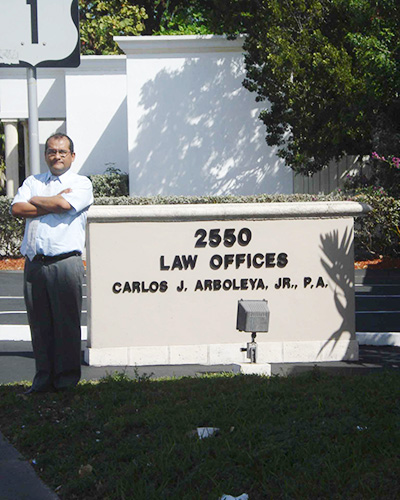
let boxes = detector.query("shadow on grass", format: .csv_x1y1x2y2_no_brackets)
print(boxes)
1,370,400,500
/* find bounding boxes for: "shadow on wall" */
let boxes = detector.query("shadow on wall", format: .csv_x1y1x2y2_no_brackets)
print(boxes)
130,54,292,196
37,72,66,119
318,228,356,358
76,99,128,177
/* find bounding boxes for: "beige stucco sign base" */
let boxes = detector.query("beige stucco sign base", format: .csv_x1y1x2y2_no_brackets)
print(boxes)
85,202,370,367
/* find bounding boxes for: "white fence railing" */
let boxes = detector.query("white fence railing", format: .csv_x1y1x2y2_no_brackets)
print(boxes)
293,155,370,194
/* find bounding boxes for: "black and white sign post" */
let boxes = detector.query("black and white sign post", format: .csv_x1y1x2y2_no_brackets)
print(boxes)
0,0,80,176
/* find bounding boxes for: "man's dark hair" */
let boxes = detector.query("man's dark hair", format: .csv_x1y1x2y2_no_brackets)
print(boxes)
45,133,74,154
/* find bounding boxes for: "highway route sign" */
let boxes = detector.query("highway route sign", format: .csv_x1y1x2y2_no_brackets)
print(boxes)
0,0,80,67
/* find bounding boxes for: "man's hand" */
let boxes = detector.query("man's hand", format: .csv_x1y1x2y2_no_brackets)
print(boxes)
58,188,72,195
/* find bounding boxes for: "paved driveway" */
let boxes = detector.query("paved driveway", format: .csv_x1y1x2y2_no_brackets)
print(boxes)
1,269,400,340
0,271,87,339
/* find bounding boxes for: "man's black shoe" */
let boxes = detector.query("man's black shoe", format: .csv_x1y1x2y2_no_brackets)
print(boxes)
23,387,36,395
16,388,37,399
22,386,55,395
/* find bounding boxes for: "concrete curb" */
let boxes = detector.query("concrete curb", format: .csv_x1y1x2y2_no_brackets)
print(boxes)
0,432,59,500
356,332,400,346
2,329,399,347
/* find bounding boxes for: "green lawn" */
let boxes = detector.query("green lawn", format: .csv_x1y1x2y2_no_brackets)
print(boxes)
0,370,399,499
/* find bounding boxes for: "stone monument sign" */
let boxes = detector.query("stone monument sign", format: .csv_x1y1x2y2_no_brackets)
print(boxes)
85,201,370,367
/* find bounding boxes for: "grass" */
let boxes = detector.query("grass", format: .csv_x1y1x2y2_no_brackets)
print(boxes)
0,369,399,500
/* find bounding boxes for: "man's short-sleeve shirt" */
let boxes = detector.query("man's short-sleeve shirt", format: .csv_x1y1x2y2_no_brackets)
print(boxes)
12,169,94,257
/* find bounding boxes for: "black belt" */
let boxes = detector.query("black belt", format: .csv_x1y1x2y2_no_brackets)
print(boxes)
33,251,82,263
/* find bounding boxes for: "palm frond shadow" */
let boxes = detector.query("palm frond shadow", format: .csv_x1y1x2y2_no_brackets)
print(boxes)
318,227,356,358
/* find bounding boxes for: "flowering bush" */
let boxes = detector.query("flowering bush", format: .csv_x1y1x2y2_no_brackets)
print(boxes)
371,152,400,169
370,152,400,198
343,172,381,194
343,152,400,198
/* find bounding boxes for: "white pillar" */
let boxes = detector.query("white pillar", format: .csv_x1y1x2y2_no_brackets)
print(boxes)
4,120,19,198
22,120,30,178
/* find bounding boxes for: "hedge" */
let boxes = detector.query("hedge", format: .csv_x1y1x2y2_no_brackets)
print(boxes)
0,197,25,257
1,193,399,260
352,192,400,260
88,167,129,197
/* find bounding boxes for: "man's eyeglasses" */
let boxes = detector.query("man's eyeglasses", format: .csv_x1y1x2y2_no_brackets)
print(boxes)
46,149,71,158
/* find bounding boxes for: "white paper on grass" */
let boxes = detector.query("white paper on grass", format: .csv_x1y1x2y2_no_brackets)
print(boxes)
196,427,219,439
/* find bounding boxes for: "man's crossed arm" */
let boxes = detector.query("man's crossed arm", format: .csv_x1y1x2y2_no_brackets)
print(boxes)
12,189,72,218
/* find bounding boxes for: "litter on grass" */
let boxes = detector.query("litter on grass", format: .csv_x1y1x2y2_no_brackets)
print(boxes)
79,464,93,477
197,427,220,439
220,494,249,500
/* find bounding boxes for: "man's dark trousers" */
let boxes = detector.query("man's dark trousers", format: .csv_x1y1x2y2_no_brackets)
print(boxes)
24,255,84,392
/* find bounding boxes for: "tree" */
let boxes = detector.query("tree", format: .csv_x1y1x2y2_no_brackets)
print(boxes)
197,0,400,175
137,1,210,35
79,0,209,52
79,0,147,55
78,1,400,175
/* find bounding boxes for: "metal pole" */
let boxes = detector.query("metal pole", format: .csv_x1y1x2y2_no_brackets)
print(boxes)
27,66,40,175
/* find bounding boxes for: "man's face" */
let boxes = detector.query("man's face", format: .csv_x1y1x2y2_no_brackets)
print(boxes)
45,137,75,176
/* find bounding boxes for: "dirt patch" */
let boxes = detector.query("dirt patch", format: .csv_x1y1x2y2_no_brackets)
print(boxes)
354,257,400,270
0,258,86,270
1,257,399,271
0,258,25,270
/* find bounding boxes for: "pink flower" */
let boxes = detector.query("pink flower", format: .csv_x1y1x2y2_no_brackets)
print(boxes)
371,152,400,168
392,157,400,169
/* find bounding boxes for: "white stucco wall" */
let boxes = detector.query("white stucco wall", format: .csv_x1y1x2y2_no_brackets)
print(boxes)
117,35,293,196
0,67,67,177
0,67,66,120
1,37,293,195
65,56,128,176
0,57,127,177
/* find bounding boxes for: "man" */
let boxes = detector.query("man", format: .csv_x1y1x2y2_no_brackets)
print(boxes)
11,133,93,393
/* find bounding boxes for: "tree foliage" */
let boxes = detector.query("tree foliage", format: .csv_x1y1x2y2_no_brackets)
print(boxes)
79,0,147,55
78,1,400,175
198,0,400,174
79,0,209,53
138,1,210,35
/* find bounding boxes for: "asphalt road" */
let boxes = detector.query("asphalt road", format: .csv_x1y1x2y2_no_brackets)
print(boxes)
0,270,399,385
355,268,400,332
0,271,87,328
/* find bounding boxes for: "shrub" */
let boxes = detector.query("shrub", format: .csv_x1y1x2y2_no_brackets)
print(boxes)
1,193,398,260
0,197,25,257
92,193,344,205
344,154,400,199
89,167,129,197
353,192,400,259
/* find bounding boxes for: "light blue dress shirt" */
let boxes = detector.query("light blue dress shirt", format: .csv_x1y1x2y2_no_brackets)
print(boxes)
12,169,93,259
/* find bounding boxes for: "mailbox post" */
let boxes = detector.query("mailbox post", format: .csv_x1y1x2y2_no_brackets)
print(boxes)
237,300,270,363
